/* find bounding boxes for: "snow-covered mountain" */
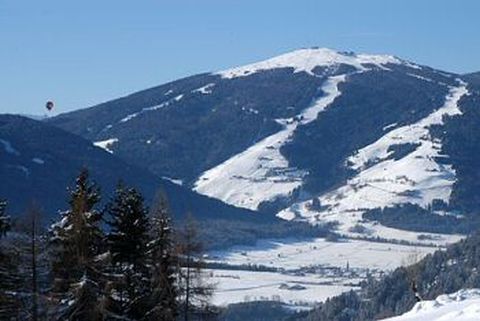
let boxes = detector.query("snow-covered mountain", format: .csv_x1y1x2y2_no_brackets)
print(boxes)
49,48,480,240
0,114,265,224
381,289,480,321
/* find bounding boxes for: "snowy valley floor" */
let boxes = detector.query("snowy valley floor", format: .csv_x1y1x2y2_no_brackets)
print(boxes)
206,237,443,308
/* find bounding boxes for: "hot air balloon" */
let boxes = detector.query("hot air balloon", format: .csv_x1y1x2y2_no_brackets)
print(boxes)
46,101,54,111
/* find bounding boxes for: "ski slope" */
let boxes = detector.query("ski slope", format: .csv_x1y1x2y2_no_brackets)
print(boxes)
381,289,480,321
194,75,345,210
196,49,422,210
278,81,468,243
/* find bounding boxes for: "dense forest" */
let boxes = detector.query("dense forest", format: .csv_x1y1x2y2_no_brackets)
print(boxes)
0,169,215,321
297,230,480,321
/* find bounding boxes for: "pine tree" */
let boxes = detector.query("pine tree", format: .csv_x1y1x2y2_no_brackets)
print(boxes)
50,169,103,290
0,199,19,320
49,169,105,320
105,184,150,320
177,214,214,321
0,199,10,237
58,270,106,321
144,192,178,321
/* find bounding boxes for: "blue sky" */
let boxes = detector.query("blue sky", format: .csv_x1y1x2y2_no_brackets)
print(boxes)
1,0,479,114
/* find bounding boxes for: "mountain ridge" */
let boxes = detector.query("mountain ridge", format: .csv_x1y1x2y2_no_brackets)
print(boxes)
0,114,269,225
46,47,480,240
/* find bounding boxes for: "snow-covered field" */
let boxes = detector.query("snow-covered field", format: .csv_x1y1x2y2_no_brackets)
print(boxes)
381,289,480,321
208,269,357,307
208,237,436,271
206,237,439,307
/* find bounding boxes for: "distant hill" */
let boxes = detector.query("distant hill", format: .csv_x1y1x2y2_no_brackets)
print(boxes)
0,114,268,225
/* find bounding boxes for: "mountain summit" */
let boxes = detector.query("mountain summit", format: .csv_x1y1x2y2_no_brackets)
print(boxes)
217,47,413,78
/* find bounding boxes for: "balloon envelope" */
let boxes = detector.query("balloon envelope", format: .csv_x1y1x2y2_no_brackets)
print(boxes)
46,101,54,111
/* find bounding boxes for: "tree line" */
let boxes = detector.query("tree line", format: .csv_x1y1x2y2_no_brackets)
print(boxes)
0,169,214,321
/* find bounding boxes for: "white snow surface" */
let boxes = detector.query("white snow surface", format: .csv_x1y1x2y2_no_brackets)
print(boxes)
381,289,480,321
6,164,29,177
207,237,438,307
0,139,20,156
93,138,118,153
162,176,184,186
119,94,184,123
217,48,415,79
208,237,436,271
209,268,356,307
277,81,468,243
32,158,45,165
193,83,215,94
194,75,345,210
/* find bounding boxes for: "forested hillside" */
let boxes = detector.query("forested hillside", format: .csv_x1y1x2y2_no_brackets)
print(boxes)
0,114,267,225
301,232,480,321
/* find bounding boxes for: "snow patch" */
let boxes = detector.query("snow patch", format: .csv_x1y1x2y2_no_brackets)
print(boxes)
381,289,480,321
383,122,398,131
241,107,259,114
32,158,45,165
6,164,29,177
120,113,139,123
119,94,184,123
0,139,20,156
193,83,215,94
162,177,183,186
93,138,118,153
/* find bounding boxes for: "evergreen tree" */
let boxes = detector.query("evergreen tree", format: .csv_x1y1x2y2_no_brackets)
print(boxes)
49,169,105,320
107,184,149,267
0,199,19,320
0,199,10,237
144,193,178,321
0,238,23,320
105,184,150,320
58,271,106,321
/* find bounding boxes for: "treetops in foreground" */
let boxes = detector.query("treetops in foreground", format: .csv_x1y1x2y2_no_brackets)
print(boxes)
0,169,213,321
